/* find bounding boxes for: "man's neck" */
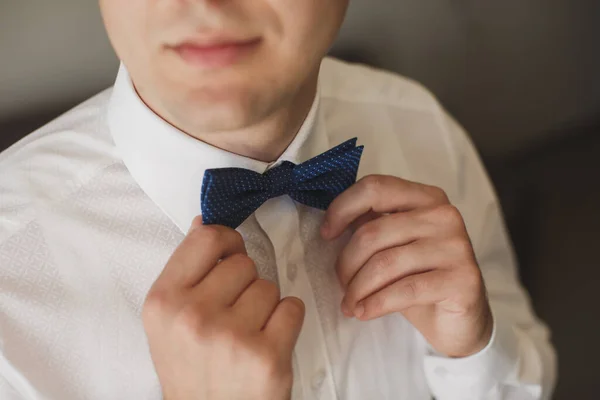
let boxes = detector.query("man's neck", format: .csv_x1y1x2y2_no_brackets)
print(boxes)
137,70,319,164
201,74,318,163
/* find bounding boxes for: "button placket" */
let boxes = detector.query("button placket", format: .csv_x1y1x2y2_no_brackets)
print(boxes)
254,197,338,400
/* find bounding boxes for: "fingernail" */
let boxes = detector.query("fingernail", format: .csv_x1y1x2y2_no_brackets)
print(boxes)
341,302,352,317
354,303,365,319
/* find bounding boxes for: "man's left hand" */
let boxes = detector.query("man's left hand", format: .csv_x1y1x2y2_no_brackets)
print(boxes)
321,175,493,358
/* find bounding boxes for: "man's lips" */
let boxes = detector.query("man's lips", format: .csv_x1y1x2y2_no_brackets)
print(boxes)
169,37,262,68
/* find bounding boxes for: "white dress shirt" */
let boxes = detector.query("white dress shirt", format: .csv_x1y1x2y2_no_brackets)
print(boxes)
0,57,556,400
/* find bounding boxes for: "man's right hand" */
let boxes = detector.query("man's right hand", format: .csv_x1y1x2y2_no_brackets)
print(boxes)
142,216,305,400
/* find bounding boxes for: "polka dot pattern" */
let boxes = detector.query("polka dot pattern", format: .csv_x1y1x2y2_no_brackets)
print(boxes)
201,137,364,229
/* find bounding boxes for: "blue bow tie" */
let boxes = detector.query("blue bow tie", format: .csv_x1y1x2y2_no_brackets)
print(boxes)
201,137,364,229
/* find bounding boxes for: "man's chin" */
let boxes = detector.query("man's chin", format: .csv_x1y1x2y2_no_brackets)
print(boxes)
169,100,262,134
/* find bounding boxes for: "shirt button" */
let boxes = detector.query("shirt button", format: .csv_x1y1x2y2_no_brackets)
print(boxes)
287,262,298,282
311,369,326,393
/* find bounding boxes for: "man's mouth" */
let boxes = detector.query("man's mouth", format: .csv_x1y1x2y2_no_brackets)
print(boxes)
168,35,262,69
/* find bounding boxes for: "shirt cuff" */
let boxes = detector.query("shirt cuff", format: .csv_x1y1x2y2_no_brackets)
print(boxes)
423,312,519,399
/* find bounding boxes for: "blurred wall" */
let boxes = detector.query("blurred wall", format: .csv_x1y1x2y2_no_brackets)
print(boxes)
2,0,600,158
334,0,600,157
0,1,119,121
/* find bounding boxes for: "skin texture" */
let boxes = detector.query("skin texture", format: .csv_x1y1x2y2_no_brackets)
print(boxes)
99,0,349,161
321,175,493,358
143,216,305,400
100,1,493,398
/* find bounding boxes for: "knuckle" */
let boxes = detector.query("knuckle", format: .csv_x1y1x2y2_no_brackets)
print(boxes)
455,291,481,315
175,304,211,337
446,236,474,258
230,229,246,249
214,324,244,347
453,271,485,313
255,346,284,379
283,297,305,319
432,204,463,226
229,253,258,277
424,185,450,203
371,251,394,277
257,279,281,300
354,222,380,249
190,215,204,229
361,174,384,194
142,288,171,320
228,252,252,265
192,224,222,246
402,278,421,302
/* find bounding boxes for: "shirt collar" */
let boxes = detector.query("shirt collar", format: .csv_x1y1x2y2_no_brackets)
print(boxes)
107,63,327,233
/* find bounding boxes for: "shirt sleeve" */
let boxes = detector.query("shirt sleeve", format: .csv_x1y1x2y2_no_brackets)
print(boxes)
421,110,558,399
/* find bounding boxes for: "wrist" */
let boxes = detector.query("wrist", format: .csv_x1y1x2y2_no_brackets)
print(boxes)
462,305,494,358
423,311,521,398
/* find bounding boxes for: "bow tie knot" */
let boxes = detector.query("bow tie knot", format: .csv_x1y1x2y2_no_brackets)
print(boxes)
265,161,295,198
201,137,364,229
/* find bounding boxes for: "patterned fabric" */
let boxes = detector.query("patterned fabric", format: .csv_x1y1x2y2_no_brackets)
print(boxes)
201,138,364,229
0,57,553,400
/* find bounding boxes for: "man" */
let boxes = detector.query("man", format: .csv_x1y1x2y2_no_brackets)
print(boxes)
0,1,556,399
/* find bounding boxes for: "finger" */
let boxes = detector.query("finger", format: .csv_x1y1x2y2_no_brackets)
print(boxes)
188,214,204,232
343,240,452,311
354,270,452,320
347,210,381,234
156,215,247,291
264,297,305,359
232,279,281,331
322,175,448,240
336,211,437,288
191,253,259,306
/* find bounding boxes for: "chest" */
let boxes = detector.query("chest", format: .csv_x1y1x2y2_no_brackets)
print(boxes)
247,198,431,399
1,195,430,400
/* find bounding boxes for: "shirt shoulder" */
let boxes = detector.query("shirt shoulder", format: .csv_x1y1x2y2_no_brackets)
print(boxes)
320,57,442,113
0,89,118,243
319,57,478,202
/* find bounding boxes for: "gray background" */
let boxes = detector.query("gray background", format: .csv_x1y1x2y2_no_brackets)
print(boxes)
2,1,600,398
2,0,599,158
